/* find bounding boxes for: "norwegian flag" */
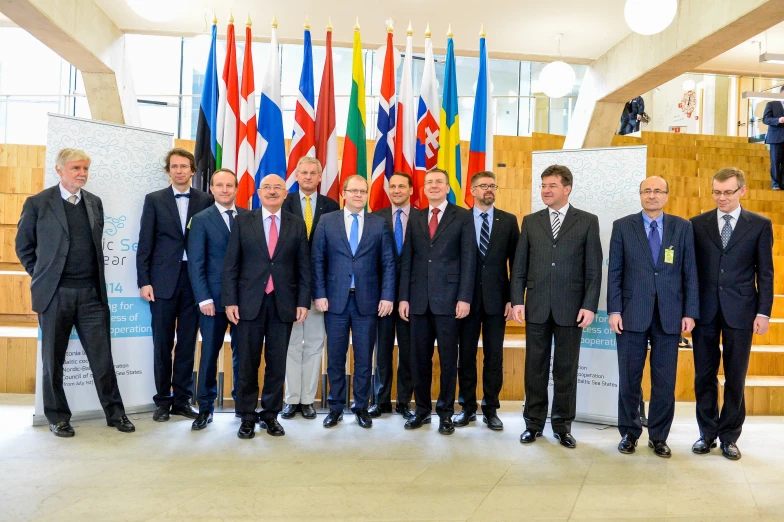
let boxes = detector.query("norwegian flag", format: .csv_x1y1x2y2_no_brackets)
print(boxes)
369,29,396,211
413,28,439,209
285,26,316,192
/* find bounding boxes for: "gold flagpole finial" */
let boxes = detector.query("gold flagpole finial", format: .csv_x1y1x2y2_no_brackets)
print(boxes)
271,14,278,29
212,10,217,25
327,17,333,32
304,16,310,30
479,23,486,38
425,22,431,38
354,17,360,32
228,9,234,24
447,23,453,38
407,21,413,36
246,14,252,28
387,19,394,33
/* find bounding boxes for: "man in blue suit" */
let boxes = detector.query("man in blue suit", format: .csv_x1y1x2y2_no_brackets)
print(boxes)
762,86,784,190
187,169,247,429
311,175,396,429
608,176,699,458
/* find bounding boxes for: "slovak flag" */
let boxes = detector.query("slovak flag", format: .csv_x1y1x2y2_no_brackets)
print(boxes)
369,28,396,211
466,29,494,208
285,24,316,192
413,25,439,209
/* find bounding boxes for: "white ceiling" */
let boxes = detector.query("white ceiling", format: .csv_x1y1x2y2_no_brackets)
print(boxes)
697,21,784,77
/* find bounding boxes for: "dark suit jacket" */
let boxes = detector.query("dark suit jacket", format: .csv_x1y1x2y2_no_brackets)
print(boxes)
511,206,602,325
16,186,108,313
187,205,249,311
691,208,774,329
471,208,520,315
607,212,699,335
627,96,644,120
399,203,476,316
371,205,407,291
762,101,784,144
136,186,213,299
282,191,340,245
221,209,311,323
311,211,396,315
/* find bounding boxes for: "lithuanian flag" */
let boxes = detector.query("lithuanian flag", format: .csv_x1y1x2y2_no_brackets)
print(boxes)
340,19,367,188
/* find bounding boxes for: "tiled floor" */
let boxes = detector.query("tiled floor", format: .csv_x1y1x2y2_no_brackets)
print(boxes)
1,394,783,521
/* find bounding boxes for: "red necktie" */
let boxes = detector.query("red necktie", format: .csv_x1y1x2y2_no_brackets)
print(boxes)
429,208,440,239
266,215,278,294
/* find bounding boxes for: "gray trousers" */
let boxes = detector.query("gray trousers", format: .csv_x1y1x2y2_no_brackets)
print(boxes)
284,302,325,404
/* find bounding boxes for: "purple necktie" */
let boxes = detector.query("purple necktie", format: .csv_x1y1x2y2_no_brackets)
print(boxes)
649,219,661,264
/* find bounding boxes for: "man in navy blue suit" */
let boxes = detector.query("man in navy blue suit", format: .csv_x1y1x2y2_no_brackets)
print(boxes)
311,175,396,429
608,176,699,458
762,86,784,190
187,169,247,429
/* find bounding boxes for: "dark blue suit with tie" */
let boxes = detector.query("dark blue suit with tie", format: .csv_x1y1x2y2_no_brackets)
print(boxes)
608,212,699,441
763,100,784,188
311,210,396,413
187,204,247,413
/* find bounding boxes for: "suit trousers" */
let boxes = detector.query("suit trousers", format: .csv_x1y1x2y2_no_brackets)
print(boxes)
325,294,377,413
457,302,506,415
285,302,325,405
39,286,125,424
617,307,679,441
693,307,754,444
770,142,784,188
410,306,460,419
235,291,292,423
149,262,199,408
195,311,239,413
524,314,582,433
374,303,413,406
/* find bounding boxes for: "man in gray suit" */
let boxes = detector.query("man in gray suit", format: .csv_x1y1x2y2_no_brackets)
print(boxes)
511,165,602,449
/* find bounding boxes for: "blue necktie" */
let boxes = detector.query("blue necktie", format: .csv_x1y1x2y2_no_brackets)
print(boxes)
174,193,190,199
649,219,661,265
350,213,359,288
394,209,404,256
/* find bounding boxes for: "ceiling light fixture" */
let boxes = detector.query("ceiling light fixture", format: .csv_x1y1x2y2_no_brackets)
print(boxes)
539,34,575,99
624,0,678,36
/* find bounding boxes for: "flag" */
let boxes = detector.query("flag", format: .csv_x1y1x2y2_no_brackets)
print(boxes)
193,21,218,192
340,20,367,191
369,28,396,211
438,30,462,206
394,23,415,187
286,24,316,193
253,18,287,208
414,26,439,209
235,18,258,209
316,23,339,201
466,29,494,208
216,17,239,175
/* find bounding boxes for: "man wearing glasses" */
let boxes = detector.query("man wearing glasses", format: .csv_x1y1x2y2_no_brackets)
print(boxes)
690,168,773,460
454,171,519,431
608,176,699,457
223,174,311,439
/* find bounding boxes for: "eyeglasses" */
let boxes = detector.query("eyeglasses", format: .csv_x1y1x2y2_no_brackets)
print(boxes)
640,189,669,196
260,184,286,192
711,187,742,197
344,189,368,195
473,183,498,191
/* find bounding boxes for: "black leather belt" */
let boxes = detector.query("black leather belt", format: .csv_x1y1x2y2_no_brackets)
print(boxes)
349,288,356,294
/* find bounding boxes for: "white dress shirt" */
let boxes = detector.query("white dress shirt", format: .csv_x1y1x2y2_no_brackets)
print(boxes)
428,200,449,224
299,190,317,222
473,205,494,249
172,185,190,260
261,207,283,246
343,208,365,244
548,202,570,228
215,202,237,230
59,183,82,203
717,205,742,235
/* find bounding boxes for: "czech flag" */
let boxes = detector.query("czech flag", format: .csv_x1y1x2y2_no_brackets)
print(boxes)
466,29,494,208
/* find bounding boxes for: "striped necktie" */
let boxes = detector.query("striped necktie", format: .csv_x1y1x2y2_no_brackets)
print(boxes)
479,212,490,257
551,211,561,239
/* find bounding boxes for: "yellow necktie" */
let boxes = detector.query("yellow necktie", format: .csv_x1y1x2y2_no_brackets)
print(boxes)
304,195,313,237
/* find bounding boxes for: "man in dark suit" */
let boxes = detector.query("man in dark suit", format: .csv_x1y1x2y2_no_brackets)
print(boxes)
762,86,784,190
608,176,699,458
511,165,602,448
691,167,773,460
281,157,340,419
223,174,311,439
369,172,416,419
187,168,247,429
16,149,134,437
399,168,476,435
625,96,645,135
312,175,396,429
455,171,519,431
137,148,213,422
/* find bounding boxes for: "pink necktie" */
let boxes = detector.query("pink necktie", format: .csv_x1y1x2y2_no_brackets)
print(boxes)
266,215,278,294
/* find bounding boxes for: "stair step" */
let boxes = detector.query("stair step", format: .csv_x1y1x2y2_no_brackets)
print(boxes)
719,376,784,415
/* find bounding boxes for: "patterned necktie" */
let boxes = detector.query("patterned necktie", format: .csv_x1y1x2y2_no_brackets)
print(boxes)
350,214,359,288
174,193,190,199
394,209,404,256
67,195,78,205
266,215,278,294
479,212,490,258
429,208,440,239
721,214,733,249
649,219,661,265
304,195,313,238
225,209,234,231
551,211,561,239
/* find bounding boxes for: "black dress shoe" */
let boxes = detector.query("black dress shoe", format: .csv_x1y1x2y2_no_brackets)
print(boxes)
554,432,577,448
191,412,213,430
355,409,373,428
170,403,199,419
107,415,136,433
721,441,742,460
692,437,717,455
519,429,542,444
395,403,415,420
648,439,671,458
49,421,75,438
280,403,298,419
483,414,504,431
452,409,476,427
323,410,343,428
235,412,242,418
618,434,638,454
404,413,432,430
237,420,255,439
264,418,285,437
152,406,170,422
301,403,317,419
438,418,455,435
368,403,392,418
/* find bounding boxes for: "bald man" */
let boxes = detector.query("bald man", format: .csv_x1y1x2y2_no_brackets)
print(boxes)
222,174,311,440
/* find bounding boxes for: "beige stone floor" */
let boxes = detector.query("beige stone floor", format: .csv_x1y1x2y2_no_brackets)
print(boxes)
1,393,783,521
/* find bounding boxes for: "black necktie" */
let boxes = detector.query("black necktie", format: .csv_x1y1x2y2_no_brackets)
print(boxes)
174,193,190,199
479,212,490,258
226,210,235,231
